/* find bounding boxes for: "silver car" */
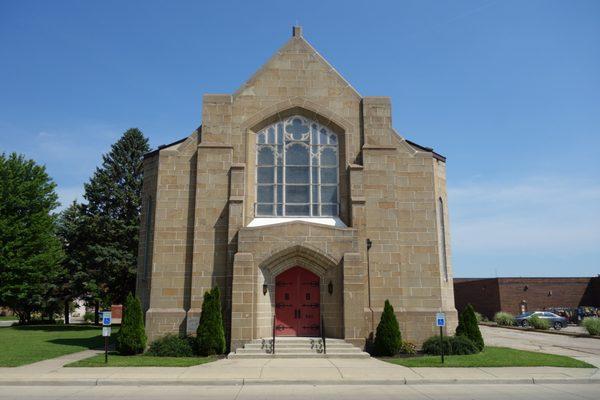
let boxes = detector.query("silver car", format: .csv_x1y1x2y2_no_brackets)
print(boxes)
515,311,568,330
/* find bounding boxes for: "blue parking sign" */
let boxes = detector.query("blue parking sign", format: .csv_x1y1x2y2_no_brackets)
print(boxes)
436,312,446,327
102,311,112,326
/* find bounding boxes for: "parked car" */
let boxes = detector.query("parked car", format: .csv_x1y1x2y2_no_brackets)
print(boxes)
515,311,568,330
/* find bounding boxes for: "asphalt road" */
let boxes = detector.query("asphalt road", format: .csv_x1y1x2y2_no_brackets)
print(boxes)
1,384,599,400
481,325,600,362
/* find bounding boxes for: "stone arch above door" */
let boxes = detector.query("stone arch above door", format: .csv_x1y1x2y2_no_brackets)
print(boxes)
260,243,338,279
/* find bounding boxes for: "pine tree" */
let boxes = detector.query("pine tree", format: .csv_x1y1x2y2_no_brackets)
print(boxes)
456,304,485,351
0,153,64,324
81,128,150,305
116,292,147,355
56,202,99,323
196,287,226,356
373,300,402,356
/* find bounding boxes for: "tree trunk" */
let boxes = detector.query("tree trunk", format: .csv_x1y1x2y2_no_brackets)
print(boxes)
94,300,100,325
64,299,70,325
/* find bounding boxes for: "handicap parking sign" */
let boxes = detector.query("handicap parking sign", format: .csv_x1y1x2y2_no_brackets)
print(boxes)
102,311,112,326
436,312,446,327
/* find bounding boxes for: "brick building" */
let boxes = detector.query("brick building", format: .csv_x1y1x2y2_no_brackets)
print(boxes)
454,277,600,319
136,27,457,351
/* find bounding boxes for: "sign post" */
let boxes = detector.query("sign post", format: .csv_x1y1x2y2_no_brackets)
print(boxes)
102,311,112,364
436,312,446,364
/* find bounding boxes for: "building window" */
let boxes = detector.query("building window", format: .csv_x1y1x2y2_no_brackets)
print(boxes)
437,197,448,281
255,115,339,217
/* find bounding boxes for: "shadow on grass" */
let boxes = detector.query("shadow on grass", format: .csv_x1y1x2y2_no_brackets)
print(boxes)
12,324,102,332
48,336,105,350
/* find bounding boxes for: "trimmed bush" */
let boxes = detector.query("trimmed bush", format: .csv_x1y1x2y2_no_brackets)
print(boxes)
422,335,452,355
494,312,515,326
373,300,402,356
529,315,550,330
422,335,478,355
456,304,484,351
450,335,478,355
196,286,226,356
400,341,417,355
582,318,600,336
116,293,147,355
474,312,483,323
147,334,195,357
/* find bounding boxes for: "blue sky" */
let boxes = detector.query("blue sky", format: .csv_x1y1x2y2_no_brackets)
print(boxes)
1,0,598,277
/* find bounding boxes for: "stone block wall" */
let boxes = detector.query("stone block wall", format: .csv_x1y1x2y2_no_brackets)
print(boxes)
137,28,457,348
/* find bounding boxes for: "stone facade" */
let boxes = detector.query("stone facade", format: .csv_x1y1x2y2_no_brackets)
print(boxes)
136,27,457,350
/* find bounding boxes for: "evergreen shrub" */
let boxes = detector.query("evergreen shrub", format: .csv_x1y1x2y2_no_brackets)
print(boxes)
116,293,147,355
450,335,478,355
373,300,402,356
456,304,485,351
422,335,452,355
196,287,226,356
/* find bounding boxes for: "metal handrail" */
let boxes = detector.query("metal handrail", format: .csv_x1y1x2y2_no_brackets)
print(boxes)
321,314,326,355
272,315,276,355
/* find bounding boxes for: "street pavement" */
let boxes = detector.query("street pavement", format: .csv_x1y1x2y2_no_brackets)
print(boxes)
1,351,598,386
1,384,600,400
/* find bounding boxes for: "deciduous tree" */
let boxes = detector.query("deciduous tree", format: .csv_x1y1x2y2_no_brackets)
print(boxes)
0,153,64,323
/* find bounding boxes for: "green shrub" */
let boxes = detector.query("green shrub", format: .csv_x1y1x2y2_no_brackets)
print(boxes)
582,318,600,336
422,335,452,355
116,293,147,355
373,300,402,356
196,286,226,356
83,311,94,323
146,334,195,357
456,304,484,351
450,335,478,355
400,341,417,355
529,315,550,330
422,335,478,355
474,312,483,323
494,312,515,326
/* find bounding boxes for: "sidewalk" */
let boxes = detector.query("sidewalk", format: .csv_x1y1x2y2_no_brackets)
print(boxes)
1,351,599,386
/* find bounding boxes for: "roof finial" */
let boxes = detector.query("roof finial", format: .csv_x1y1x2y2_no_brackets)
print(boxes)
292,25,302,37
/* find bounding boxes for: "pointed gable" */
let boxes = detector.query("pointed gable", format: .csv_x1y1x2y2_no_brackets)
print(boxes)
234,27,361,101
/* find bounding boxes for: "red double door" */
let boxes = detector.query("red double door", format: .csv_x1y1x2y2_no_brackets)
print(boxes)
275,266,320,336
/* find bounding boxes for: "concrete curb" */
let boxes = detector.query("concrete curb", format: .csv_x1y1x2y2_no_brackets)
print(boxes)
1,377,598,386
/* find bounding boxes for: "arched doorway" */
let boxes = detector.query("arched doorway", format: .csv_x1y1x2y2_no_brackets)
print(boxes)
275,266,320,336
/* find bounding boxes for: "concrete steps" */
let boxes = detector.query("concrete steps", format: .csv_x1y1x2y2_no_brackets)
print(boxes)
228,337,370,359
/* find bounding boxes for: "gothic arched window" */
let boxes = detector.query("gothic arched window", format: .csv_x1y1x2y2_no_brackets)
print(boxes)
256,115,339,217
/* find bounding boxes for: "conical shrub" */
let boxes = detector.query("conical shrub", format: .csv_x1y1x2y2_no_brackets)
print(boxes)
116,293,147,355
455,304,484,351
373,300,402,356
196,286,226,356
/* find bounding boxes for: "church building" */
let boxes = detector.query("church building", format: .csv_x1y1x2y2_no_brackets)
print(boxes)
136,27,457,353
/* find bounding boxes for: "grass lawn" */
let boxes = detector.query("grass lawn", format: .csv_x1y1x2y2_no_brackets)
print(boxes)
383,347,595,368
0,315,18,321
66,352,217,367
0,325,104,367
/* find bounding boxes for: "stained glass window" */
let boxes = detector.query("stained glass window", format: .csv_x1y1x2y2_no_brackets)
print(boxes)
256,116,339,217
